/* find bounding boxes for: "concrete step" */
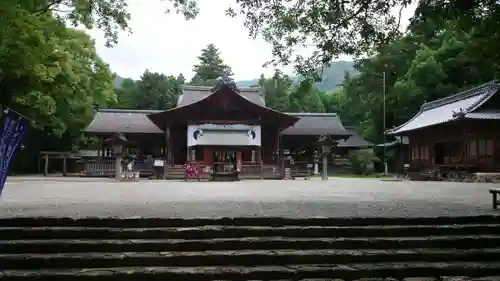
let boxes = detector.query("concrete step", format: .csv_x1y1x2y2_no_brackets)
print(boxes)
2,235,500,254
1,216,498,227
2,224,500,240
3,248,500,269
2,262,500,280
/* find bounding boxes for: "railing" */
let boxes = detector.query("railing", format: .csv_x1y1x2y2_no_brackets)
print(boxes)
286,160,313,178
81,159,115,176
240,163,281,179
81,158,154,177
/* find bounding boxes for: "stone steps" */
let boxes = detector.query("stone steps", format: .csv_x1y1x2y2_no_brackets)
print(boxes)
3,248,500,269
2,224,500,240
1,215,498,227
3,262,500,280
3,235,500,253
1,216,499,280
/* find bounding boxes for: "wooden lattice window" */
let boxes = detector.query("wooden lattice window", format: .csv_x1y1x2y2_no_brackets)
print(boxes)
411,146,418,160
419,146,429,160
477,139,493,156
469,140,477,157
486,140,494,156
424,146,429,160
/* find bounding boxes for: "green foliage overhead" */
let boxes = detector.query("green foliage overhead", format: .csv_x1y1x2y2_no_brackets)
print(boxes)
226,0,500,77
33,0,198,47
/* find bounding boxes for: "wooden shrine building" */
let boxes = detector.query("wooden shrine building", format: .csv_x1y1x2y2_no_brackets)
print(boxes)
386,81,500,179
84,77,370,179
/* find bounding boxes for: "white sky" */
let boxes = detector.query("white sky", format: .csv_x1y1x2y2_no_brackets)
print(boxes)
88,0,416,81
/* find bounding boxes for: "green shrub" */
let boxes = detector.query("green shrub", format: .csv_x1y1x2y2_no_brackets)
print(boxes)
347,149,380,175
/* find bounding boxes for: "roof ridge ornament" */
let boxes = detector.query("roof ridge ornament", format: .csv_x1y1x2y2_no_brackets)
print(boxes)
212,76,239,92
452,108,466,119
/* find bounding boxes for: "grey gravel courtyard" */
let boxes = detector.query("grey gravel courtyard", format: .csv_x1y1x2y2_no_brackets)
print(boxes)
0,177,499,218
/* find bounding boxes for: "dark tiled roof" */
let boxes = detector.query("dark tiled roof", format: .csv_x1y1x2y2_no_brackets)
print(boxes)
338,128,373,147
387,82,499,135
85,109,355,138
177,86,265,107
281,113,351,136
85,109,163,134
465,110,500,120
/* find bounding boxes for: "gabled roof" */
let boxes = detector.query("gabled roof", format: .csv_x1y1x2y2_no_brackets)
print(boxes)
84,109,163,134
338,127,373,148
281,113,351,137
387,81,500,135
177,86,265,107
148,77,298,128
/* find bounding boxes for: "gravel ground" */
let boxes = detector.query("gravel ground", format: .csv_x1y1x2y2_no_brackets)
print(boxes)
0,177,498,218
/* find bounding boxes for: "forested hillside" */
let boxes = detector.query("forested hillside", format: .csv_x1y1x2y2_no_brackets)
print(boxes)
235,60,356,91
3,0,500,174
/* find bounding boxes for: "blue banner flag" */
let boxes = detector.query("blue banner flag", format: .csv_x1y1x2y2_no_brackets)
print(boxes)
0,108,30,196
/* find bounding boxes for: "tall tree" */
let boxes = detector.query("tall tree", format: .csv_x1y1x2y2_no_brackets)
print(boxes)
176,73,186,85
116,70,182,110
0,1,117,172
260,70,292,112
190,44,233,86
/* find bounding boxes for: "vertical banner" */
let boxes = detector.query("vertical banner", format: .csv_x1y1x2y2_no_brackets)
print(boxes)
0,109,30,196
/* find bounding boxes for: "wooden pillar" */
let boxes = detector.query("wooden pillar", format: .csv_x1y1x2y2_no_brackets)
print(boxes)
322,151,328,180
100,137,105,157
62,155,67,176
279,135,284,178
204,148,213,168
236,151,242,171
44,153,49,177
164,126,170,179
462,122,469,167
259,146,264,179
115,154,122,181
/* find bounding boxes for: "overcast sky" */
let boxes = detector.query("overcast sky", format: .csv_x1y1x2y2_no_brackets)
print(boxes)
88,0,416,81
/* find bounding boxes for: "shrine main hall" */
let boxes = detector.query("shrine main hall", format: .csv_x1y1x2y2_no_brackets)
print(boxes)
84,78,372,179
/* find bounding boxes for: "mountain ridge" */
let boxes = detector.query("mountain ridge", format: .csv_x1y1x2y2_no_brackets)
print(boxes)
114,60,356,92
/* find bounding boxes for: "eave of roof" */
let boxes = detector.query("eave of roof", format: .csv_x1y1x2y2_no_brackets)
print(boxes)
387,81,499,135
281,113,352,137
465,110,500,120
338,128,373,147
84,108,163,134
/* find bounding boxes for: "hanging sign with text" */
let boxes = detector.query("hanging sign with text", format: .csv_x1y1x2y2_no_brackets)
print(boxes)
0,109,30,196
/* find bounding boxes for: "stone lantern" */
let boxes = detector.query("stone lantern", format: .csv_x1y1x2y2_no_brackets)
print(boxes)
104,132,131,181
312,150,320,175
315,134,339,180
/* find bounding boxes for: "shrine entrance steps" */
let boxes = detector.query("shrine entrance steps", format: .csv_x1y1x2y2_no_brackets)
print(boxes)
1,216,500,280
